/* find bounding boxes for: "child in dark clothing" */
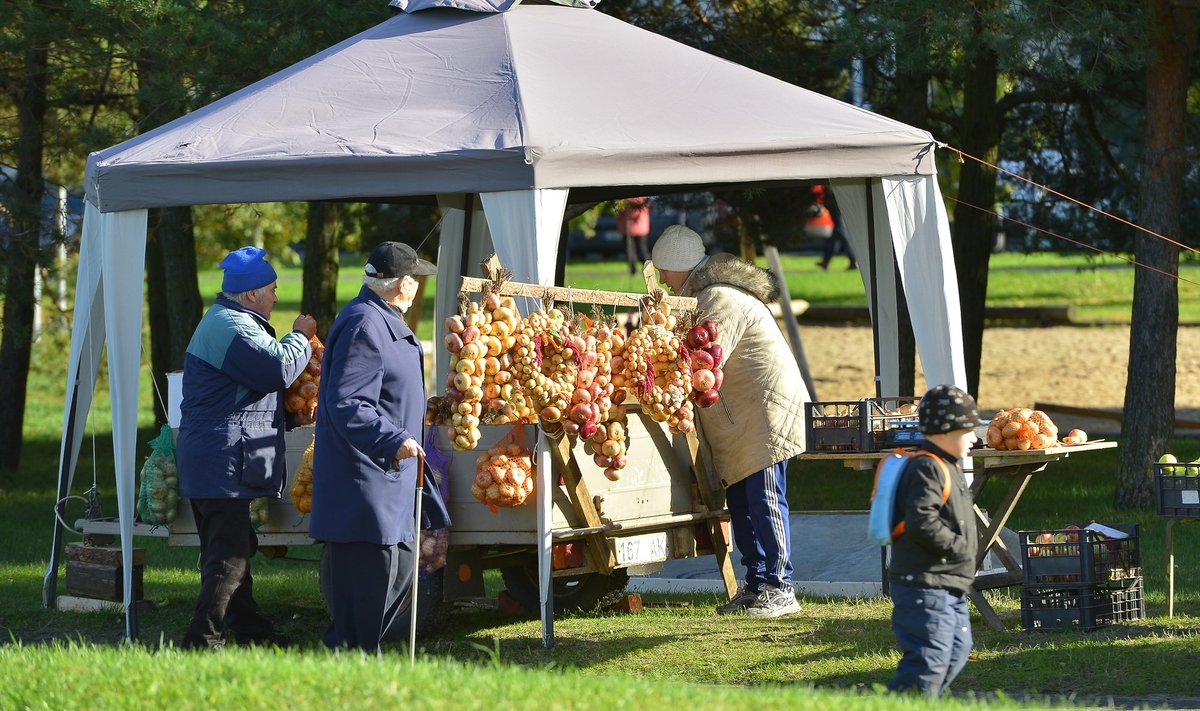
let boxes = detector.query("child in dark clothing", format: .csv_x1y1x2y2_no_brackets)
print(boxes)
887,384,981,696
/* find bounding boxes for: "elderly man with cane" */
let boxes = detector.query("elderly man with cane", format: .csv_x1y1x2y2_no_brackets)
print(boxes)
310,241,440,654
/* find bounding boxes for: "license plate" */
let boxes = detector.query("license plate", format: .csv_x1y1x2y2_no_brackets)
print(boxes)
613,532,669,566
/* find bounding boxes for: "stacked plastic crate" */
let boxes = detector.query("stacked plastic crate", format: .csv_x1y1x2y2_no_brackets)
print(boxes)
1154,459,1200,519
1017,523,1144,631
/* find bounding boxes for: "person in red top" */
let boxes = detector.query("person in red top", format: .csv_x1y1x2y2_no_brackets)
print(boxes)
618,196,651,274
808,185,856,271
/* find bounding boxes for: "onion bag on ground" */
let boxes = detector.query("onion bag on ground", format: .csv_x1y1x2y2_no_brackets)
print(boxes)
137,424,180,525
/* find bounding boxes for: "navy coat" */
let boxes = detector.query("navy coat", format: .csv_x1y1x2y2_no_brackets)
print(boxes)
176,296,312,500
310,286,425,545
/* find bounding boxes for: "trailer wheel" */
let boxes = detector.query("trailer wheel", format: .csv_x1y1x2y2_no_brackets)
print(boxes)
318,545,448,640
500,564,630,613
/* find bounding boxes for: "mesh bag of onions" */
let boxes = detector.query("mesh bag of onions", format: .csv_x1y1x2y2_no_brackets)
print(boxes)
289,440,315,514
284,335,324,426
470,424,535,510
985,407,1058,450
137,424,180,525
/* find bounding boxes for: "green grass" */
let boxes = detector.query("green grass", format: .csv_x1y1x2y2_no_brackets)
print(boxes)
0,643,1044,711
9,253,1200,707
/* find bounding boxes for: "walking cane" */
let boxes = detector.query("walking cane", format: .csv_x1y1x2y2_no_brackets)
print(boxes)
409,454,425,664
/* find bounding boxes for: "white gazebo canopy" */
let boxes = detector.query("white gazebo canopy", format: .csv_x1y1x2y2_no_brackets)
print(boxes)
50,1,965,638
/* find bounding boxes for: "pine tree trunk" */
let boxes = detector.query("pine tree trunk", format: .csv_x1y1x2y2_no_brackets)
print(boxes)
1115,0,1200,509
302,201,343,341
0,40,49,469
950,38,1000,398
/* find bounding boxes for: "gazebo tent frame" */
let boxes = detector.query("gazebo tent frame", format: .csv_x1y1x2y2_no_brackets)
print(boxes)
44,2,966,641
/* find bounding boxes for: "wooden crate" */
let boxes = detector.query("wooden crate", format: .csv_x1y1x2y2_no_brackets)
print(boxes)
64,543,145,602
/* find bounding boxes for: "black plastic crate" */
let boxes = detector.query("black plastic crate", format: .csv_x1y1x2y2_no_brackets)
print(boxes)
1154,461,1200,518
1020,578,1144,631
1018,524,1140,587
803,397,920,453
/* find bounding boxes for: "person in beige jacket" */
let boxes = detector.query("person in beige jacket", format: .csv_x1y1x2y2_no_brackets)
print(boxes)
652,225,809,617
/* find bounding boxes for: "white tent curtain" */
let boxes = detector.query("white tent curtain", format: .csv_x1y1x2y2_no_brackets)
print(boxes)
831,176,966,396
101,209,148,638
831,180,900,396
433,194,493,389
881,175,966,390
477,187,568,647
42,203,110,609
48,208,150,635
478,189,568,288
58,203,108,494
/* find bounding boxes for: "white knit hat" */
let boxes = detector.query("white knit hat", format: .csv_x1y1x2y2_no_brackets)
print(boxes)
651,225,706,271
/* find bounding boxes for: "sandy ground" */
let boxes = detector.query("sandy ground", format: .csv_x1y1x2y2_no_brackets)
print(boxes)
799,324,1200,437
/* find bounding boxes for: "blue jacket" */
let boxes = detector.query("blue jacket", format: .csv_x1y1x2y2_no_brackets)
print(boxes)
176,296,312,500
310,286,426,545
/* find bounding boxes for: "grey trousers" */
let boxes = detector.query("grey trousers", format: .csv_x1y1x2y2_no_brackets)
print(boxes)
320,540,414,654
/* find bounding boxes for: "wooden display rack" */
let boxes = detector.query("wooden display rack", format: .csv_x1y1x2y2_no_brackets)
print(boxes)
456,260,737,602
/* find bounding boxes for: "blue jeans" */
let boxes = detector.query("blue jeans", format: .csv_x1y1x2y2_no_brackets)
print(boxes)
887,583,972,696
726,460,793,591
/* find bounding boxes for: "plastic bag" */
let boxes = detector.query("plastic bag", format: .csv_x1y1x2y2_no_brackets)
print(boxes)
137,424,180,525
249,497,270,529
419,426,452,575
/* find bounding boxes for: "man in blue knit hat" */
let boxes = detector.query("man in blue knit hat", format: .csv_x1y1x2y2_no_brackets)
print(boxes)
177,246,317,650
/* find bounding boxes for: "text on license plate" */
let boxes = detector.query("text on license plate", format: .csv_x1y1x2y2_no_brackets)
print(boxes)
613,532,669,566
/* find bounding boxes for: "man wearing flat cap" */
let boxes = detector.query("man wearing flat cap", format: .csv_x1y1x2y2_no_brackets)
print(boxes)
178,246,317,650
311,241,438,654
652,226,809,618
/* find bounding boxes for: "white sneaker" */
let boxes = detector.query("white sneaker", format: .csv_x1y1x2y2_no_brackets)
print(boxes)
716,584,760,615
746,585,801,618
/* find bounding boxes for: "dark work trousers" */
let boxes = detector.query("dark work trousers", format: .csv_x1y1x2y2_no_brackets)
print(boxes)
725,460,793,592
321,540,414,655
887,583,972,696
182,498,274,649
818,210,856,269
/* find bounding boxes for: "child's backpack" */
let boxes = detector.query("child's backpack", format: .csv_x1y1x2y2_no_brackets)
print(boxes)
868,450,950,546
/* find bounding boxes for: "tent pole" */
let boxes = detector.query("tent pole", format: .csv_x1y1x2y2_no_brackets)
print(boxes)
43,376,83,608
865,179,881,399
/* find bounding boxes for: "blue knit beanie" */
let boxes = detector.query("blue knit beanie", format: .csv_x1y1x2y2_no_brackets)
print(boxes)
220,246,278,293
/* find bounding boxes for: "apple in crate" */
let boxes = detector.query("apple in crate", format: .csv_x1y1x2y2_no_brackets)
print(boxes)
1159,453,1183,475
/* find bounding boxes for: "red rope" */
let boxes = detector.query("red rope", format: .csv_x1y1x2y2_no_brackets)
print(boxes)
945,145,1200,258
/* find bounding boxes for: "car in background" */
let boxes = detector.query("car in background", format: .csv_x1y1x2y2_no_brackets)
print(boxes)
565,209,712,260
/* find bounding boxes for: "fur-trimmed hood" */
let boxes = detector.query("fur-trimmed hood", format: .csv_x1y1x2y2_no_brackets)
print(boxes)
681,253,781,304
